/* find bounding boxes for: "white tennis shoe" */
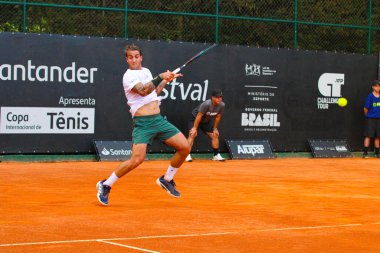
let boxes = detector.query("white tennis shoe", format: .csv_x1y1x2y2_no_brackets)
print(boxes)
185,154,193,162
212,153,225,161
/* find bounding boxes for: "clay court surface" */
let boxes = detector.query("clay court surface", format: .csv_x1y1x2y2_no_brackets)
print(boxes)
1,158,380,252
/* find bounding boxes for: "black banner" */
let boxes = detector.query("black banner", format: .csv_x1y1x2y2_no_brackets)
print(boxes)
0,32,378,154
93,140,133,161
226,139,275,159
308,139,352,158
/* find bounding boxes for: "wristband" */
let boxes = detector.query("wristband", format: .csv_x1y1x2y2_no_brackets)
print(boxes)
151,75,163,86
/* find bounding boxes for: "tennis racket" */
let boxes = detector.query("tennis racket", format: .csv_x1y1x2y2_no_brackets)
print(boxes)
172,44,217,74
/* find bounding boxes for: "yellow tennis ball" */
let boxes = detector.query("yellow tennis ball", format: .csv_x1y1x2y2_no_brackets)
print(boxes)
337,97,347,107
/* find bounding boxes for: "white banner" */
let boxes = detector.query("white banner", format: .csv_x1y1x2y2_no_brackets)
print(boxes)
0,107,95,134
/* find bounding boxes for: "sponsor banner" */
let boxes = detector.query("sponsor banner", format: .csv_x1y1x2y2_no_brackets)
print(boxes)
0,107,94,134
246,63,277,77
316,73,344,110
0,32,378,153
308,139,352,158
241,111,280,130
93,140,133,161
226,139,275,159
0,32,218,153
242,60,280,134
232,46,378,153
0,60,98,84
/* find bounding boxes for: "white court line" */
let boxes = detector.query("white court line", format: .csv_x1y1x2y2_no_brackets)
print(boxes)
97,240,160,253
0,238,96,247
0,232,234,247
255,223,362,232
1,223,379,248
127,232,234,240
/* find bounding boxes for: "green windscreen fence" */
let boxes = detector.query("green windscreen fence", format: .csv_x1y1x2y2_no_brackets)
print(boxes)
0,0,379,54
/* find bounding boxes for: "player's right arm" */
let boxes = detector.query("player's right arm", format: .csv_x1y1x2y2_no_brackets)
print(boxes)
364,107,368,116
192,112,203,129
132,81,155,96
363,94,373,116
189,112,203,137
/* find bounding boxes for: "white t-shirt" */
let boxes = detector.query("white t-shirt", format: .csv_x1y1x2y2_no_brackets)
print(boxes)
122,67,161,117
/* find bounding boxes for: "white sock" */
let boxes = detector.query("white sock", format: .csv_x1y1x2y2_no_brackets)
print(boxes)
164,165,178,181
104,172,119,187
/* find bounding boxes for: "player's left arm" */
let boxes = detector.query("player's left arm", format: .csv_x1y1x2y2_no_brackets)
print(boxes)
212,103,225,136
132,71,181,96
155,71,182,95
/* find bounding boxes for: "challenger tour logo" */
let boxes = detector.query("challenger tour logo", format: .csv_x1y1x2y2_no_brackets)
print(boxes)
317,73,344,109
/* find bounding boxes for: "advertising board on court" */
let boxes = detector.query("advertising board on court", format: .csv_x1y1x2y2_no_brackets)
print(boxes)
308,139,352,158
93,140,133,161
226,139,276,159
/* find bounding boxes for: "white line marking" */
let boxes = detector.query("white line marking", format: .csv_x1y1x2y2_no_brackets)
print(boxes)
0,223,379,248
0,239,96,247
0,239,94,247
128,232,234,240
255,223,362,232
97,240,160,253
0,232,234,247
244,85,278,89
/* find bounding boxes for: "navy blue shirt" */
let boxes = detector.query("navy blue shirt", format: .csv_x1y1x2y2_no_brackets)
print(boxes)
364,92,380,118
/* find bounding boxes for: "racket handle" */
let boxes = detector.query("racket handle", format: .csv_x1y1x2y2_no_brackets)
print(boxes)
172,68,181,74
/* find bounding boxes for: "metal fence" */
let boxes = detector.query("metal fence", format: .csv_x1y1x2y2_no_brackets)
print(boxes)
1,0,379,55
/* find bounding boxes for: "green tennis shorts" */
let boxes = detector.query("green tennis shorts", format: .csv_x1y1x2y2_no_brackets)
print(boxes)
132,114,180,144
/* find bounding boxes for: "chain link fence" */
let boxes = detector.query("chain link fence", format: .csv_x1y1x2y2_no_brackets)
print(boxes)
0,0,379,54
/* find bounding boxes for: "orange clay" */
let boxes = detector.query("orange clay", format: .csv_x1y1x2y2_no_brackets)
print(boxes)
0,158,379,252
